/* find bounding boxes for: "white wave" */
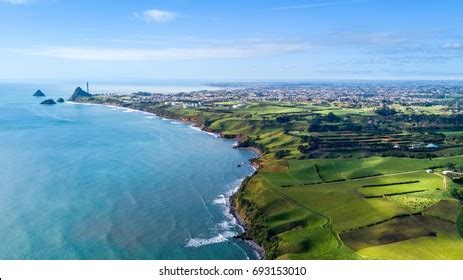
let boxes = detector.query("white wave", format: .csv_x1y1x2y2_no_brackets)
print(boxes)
226,179,244,197
189,125,202,132
209,132,220,138
171,121,182,125
218,220,236,230
68,102,119,110
186,179,248,248
212,195,227,206
189,125,220,138
145,116,157,119
186,231,236,248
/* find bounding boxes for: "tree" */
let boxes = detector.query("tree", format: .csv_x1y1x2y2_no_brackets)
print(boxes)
276,116,291,123
298,145,310,154
325,112,341,122
375,106,397,116
274,150,290,159
308,123,322,132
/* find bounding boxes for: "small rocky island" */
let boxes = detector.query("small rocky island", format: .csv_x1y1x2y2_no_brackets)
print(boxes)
33,90,46,97
69,87,92,101
56,98,65,103
40,99,57,105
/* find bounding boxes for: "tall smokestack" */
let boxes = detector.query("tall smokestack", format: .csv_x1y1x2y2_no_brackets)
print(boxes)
86,82,89,94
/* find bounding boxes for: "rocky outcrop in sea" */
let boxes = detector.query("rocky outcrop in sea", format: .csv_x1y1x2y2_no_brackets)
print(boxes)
69,87,92,101
33,90,46,97
40,99,57,105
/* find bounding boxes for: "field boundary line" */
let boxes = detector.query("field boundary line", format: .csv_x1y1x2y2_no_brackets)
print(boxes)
262,176,360,257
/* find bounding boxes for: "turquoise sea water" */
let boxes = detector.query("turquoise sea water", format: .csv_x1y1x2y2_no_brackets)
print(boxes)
0,83,257,260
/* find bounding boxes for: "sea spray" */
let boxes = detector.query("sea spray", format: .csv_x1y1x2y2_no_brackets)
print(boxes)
185,179,245,248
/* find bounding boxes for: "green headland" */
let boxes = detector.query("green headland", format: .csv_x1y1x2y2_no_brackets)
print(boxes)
72,83,463,260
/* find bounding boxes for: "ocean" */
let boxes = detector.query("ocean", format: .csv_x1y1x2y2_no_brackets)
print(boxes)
0,83,258,260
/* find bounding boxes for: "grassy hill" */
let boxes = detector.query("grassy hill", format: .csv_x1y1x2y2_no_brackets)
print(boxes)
85,97,463,260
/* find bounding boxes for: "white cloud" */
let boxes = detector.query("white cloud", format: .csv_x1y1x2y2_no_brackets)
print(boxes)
332,31,409,47
443,42,462,50
134,9,176,23
14,42,309,61
0,0,30,4
267,1,365,11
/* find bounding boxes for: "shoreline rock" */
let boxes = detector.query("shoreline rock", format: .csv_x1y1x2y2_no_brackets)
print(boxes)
230,176,265,259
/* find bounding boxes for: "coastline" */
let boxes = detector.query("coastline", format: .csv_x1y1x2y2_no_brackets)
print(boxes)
71,99,265,259
230,175,265,259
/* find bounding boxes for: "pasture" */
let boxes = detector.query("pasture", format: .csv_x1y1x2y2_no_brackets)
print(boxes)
249,156,463,259
167,102,463,259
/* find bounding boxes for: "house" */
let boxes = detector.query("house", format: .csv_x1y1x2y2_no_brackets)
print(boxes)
426,143,439,149
426,169,433,174
232,103,245,109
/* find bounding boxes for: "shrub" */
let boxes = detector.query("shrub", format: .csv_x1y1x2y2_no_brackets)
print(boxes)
275,150,290,159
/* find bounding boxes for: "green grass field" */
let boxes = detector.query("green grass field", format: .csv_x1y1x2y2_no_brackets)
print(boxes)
340,216,436,251
243,155,463,259
357,215,463,259
156,101,463,260
357,235,463,260
424,199,462,223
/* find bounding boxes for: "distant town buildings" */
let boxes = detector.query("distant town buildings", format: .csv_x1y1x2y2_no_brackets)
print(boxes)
94,82,463,111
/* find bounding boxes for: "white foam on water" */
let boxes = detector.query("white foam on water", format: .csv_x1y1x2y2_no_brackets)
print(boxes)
189,125,202,132
186,231,236,248
185,179,246,248
188,125,220,138
212,194,227,205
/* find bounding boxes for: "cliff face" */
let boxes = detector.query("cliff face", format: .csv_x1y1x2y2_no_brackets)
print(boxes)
69,87,92,101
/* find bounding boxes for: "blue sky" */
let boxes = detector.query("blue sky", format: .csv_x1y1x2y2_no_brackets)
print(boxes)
1,0,462,81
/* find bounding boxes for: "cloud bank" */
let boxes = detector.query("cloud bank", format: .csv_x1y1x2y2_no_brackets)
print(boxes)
134,9,176,23
267,1,365,11
0,0,30,4
15,41,309,61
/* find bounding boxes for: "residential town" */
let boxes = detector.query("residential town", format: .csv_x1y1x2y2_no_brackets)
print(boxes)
94,81,463,111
